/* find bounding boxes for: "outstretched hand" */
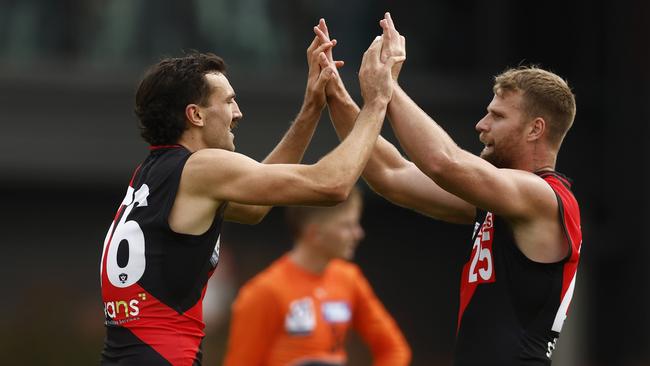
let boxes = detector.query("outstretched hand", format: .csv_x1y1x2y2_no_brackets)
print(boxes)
313,19,345,94
303,35,338,110
379,12,406,81
359,36,406,104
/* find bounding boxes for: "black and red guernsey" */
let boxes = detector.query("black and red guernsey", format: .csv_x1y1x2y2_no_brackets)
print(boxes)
454,171,582,366
100,145,225,366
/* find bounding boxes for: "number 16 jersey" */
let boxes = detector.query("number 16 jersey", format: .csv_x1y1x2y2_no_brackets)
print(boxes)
99,145,226,366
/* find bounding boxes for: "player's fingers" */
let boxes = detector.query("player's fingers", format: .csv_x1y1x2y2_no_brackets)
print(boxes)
385,55,406,68
318,52,331,69
319,18,330,38
335,60,344,69
386,12,395,29
317,66,336,86
307,36,318,54
313,41,334,59
314,26,330,44
379,19,391,39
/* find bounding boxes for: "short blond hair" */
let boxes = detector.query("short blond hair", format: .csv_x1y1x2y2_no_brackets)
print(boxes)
285,187,363,239
494,66,576,148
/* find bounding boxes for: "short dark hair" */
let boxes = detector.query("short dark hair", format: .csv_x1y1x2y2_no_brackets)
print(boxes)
135,52,227,145
285,187,363,239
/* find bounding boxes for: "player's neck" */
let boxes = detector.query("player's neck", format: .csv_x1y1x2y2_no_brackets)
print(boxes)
289,246,330,275
518,142,557,172
176,132,206,152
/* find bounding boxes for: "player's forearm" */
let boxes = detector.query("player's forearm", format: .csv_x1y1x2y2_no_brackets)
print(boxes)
326,80,359,139
328,80,411,195
235,103,321,222
314,99,387,199
263,102,322,164
388,82,463,178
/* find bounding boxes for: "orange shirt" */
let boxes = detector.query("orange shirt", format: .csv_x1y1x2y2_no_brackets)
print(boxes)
224,255,411,366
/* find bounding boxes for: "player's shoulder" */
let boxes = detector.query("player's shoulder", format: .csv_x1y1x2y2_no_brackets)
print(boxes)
536,171,579,204
238,258,288,297
186,148,239,168
537,171,574,191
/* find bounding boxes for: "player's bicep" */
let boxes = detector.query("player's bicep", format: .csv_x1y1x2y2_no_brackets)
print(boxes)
438,151,556,219
184,149,337,206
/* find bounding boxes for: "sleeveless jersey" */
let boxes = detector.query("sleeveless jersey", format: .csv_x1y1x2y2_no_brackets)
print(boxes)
454,171,582,366
99,145,226,366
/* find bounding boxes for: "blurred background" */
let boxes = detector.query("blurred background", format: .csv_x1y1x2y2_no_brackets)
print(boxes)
1,0,648,365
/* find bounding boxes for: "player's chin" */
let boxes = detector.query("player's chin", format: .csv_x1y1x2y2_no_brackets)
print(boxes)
480,150,495,164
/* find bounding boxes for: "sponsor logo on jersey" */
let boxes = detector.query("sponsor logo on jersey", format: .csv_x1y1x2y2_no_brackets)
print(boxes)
321,301,351,324
546,337,558,358
103,293,147,325
285,297,316,335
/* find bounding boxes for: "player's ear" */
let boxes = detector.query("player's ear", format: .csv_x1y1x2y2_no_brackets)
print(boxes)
185,104,204,127
527,117,545,142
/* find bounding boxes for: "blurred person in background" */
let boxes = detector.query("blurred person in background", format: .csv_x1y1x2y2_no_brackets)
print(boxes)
223,187,411,366
98,33,404,365
317,13,582,366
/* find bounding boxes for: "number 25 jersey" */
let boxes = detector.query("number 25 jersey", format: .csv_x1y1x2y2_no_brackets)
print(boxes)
455,171,582,366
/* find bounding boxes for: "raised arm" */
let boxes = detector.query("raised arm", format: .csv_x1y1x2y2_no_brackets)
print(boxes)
389,78,558,220
318,16,474,224
177,37,400,223
224,38,339,224
382,16,566,263
375,13,554,220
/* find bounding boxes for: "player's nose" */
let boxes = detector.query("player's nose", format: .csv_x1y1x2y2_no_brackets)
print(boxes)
475,115,489,133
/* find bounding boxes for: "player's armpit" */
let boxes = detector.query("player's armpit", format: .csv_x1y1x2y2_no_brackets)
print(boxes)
223,202,270,225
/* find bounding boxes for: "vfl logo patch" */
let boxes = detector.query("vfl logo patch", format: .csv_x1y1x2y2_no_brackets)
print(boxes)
119,273,128,283
285,297,316,335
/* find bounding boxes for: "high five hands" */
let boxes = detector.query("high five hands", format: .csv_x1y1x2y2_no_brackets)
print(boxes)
312,12,406,102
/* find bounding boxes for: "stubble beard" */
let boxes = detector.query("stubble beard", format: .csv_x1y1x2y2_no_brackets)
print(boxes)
480,147,515,169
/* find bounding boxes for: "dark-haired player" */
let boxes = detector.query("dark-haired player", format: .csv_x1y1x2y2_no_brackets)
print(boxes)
99,35,404,365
